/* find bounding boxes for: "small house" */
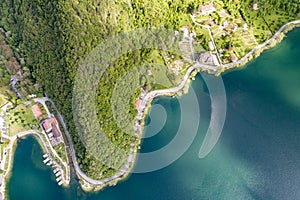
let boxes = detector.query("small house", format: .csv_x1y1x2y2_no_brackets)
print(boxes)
253,3,259,10
230,55,238,62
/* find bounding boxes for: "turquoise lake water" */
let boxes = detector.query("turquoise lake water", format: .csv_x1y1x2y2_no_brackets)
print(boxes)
7,28,300,200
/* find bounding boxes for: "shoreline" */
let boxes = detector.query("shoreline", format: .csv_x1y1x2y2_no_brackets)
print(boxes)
2,20,300,197
86,20,300,191
220,20,300,72
1,131,70,200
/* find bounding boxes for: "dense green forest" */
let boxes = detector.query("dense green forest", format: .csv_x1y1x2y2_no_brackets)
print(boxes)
0,0,299,179
0,32,36,97
0,0,197,179
0,60,10,87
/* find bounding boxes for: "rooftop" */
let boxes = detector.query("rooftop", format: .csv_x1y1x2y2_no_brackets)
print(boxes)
230,55,239,62
42,118,52,133
253,3,259,10
135,99,142,110
41,117,62,138
51,118,61,138
201,2,216,14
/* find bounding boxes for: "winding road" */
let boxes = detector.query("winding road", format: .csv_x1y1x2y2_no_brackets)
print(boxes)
0,129,69,199
222,20,300,69
190,15,222,65
32,18,300,186
32,62,218,186
7,19,298,188
0,55,23,98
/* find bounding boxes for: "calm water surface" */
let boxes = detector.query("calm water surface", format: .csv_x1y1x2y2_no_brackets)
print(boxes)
7,28,300,200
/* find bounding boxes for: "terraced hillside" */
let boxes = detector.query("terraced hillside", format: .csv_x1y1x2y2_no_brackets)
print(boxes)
0,0,299,180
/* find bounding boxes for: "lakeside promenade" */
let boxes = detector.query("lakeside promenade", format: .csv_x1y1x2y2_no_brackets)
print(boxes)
223,20,300,70
0,130,70,199
1,19,299,195
34,62,217,188
64,19,300,188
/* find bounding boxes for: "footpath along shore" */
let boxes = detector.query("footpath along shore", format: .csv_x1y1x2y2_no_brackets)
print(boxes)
62,19,300,190
68,19,300,190
0,130,70,200
38,62,217,191
222,20,300,70
2,20,300,196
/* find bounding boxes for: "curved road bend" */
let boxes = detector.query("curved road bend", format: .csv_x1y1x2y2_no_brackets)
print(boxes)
34,62,218,186
1,19,297,187
20,20,300,186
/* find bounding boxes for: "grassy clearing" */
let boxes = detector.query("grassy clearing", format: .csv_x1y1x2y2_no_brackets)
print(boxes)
8,103,39,136
0,86,16,104
0,93,8,108
53,143,68,163
194,0,299,63
230,29,258,58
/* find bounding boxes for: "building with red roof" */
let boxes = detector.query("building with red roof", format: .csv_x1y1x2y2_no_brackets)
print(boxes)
230,55,239,62
41,117,63,146
135,99,142,110
42,118,52,133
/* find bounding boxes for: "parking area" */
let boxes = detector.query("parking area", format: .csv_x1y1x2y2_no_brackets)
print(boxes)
0,113,7,136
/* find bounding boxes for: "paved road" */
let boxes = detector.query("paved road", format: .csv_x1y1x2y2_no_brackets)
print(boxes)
28,19,300,186
0,113,7,137
10,76,22,99
0,129,70,188
138,63,215,116
33,62,218,186
191,16,300,70
191,15,222,65
2,130,67,176
1,130,43,179
0,113,8,171
223,20,300,69
35,97,132,185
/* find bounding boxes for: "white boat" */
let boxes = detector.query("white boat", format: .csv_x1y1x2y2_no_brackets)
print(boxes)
46,161,52,166
55,171,61,176
43,157,50,164
56,176,62,182
58,180,63,186
43,154,49,158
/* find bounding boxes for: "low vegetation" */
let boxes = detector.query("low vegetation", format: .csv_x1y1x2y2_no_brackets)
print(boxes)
0,0,299,180
54,143,68,163
8,104,39,136
0,60,10,88
193,0,300,62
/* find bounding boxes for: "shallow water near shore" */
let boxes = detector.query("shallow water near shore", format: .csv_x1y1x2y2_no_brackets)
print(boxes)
7,28,300,200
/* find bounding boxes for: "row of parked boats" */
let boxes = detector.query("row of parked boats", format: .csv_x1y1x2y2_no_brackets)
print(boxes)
43,153,64,186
